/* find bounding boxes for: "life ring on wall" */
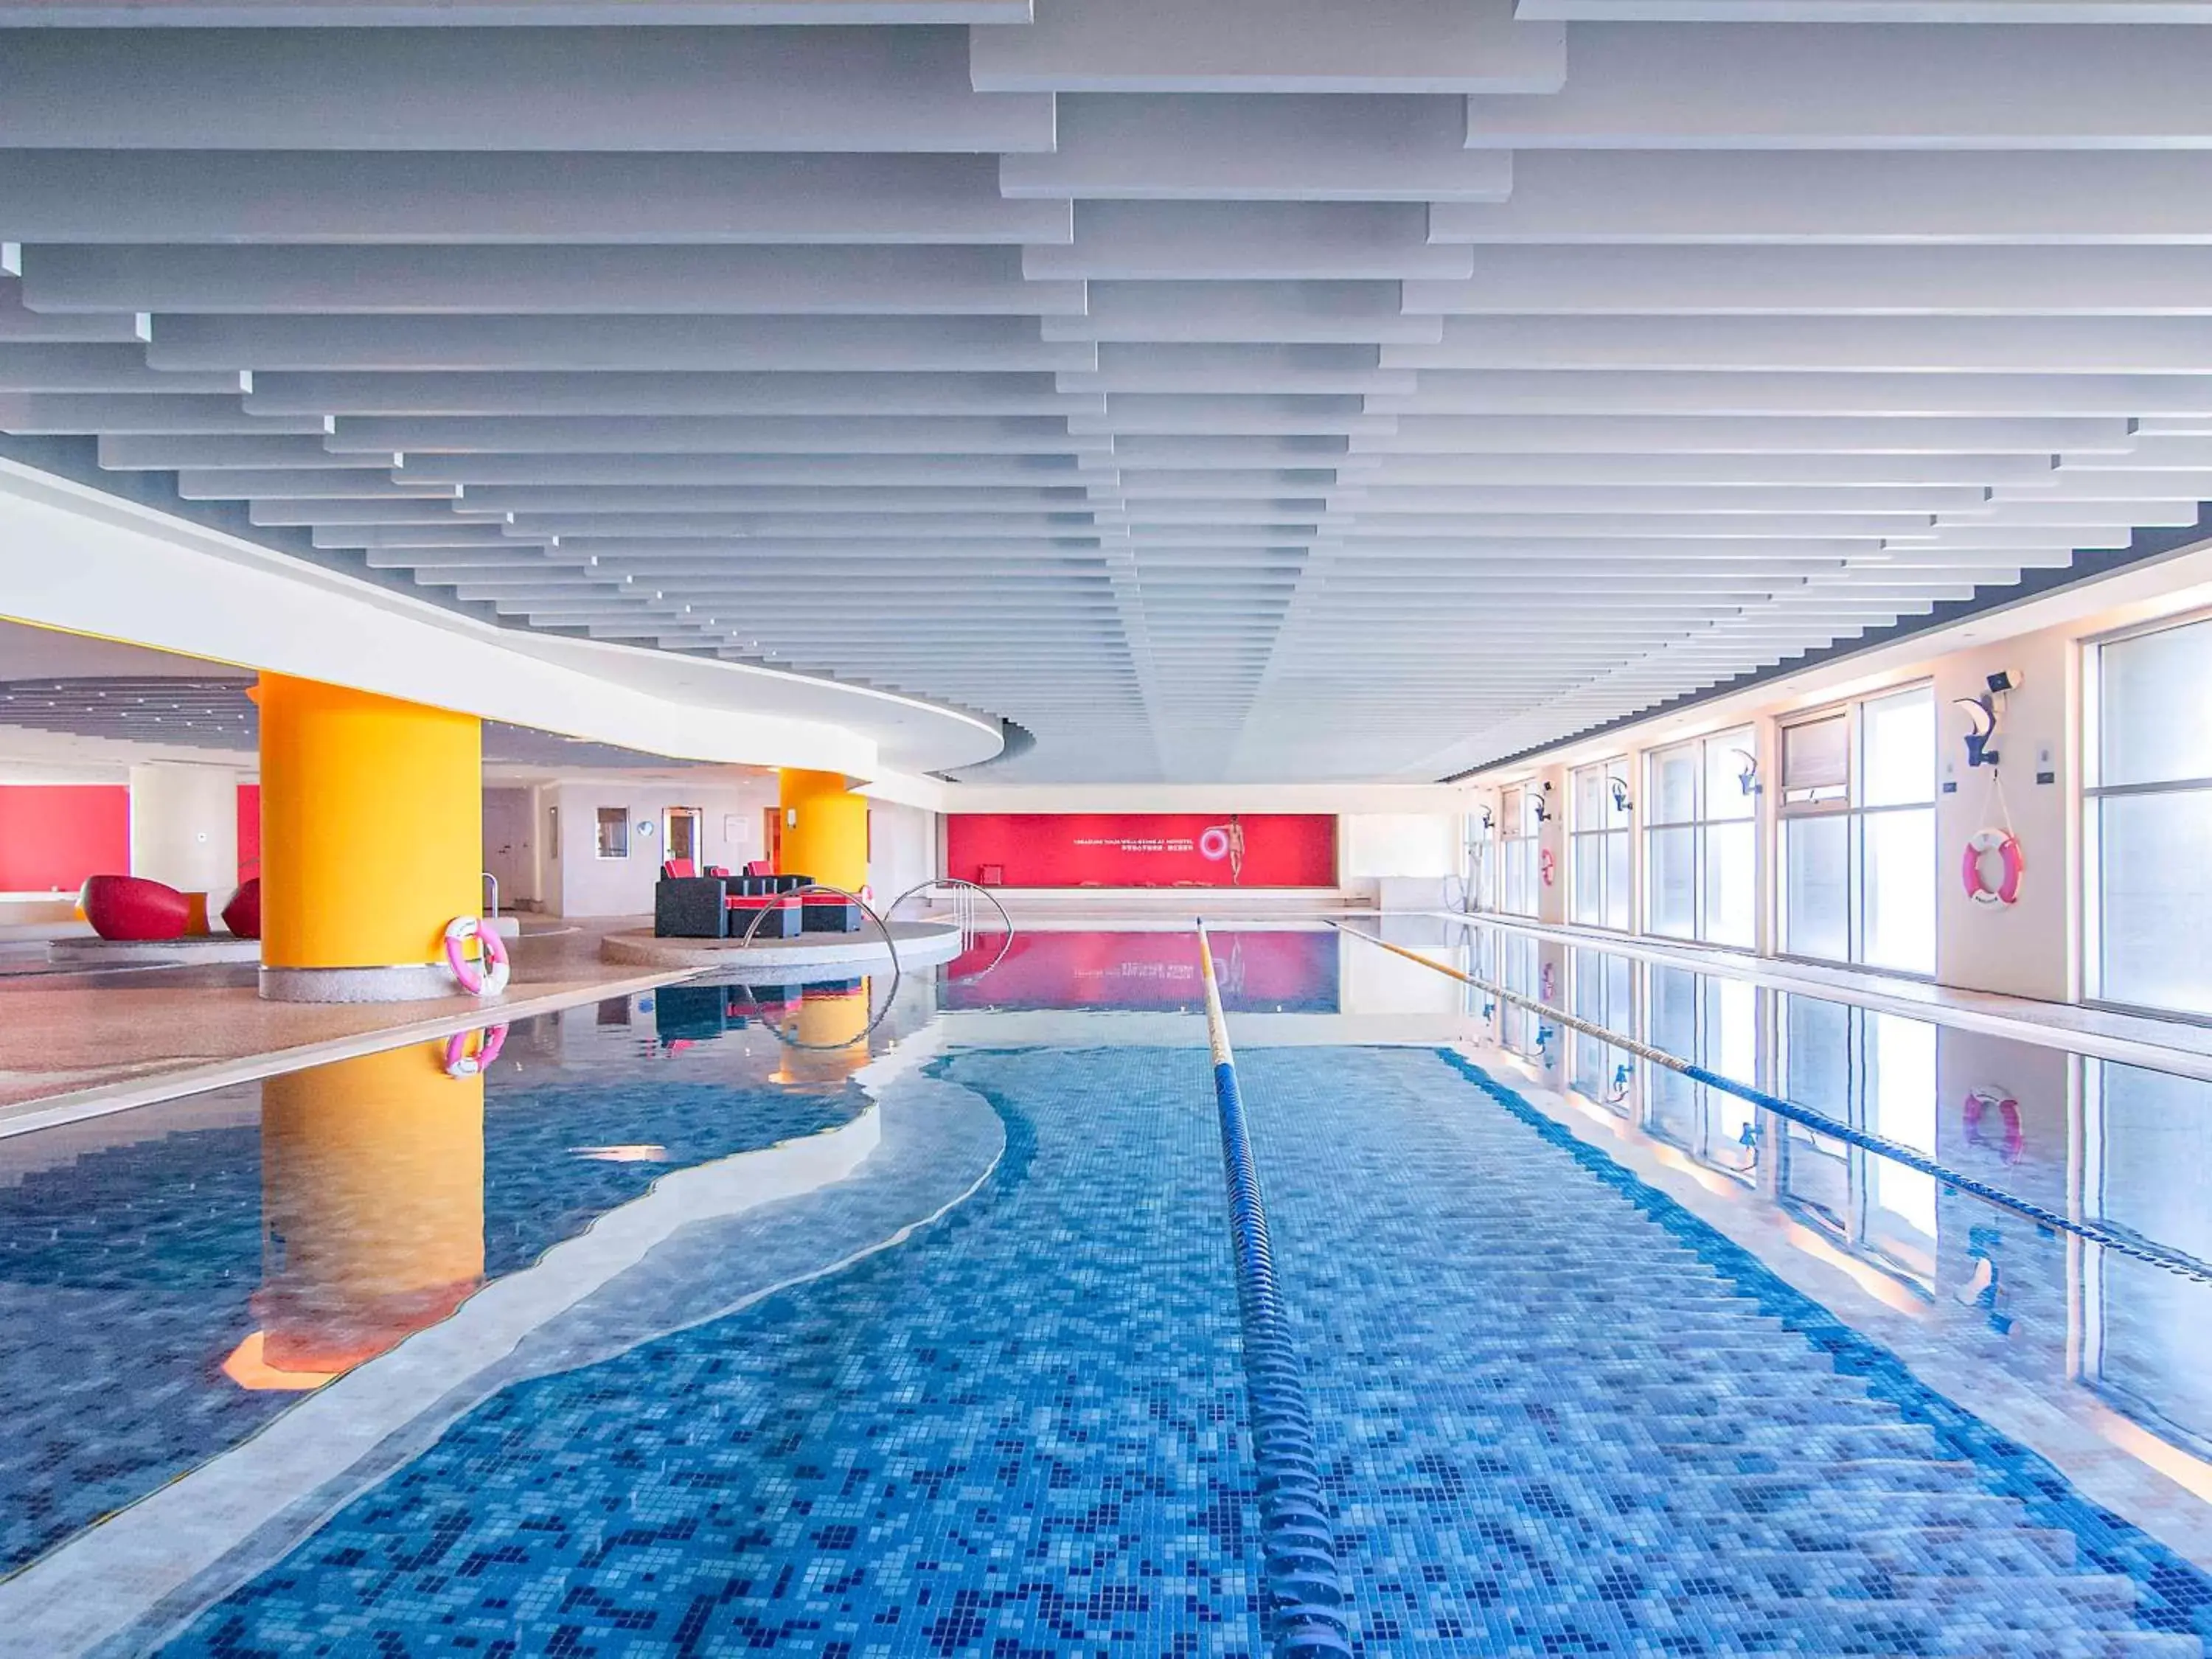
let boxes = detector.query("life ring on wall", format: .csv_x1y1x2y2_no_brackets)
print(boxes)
1962,1088,2025,1165
443,915,511,997
444,1023,509,1078
1197,826,1232,861
1539,847,1557,888
1961,829,2025,907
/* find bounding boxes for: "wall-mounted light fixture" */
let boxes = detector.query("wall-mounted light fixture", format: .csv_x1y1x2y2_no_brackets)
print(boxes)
1731,748,1761,797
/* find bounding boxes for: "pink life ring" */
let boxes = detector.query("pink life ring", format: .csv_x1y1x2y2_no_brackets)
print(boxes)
1961,829,2025,907
442,915,511,996
444,1023,509,1078
1539,847,1557,888
1963,1087,2025,1164
1197,826,1232,862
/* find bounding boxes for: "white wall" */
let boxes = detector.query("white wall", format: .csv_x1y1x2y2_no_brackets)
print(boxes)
127,761,238,894
546,771,779,919
1339,812,1459,902
1932,626,2076,1002
867,799,937,907
482,786,538,910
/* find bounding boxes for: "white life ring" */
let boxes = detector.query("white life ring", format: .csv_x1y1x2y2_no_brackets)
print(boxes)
1197,826,1232,862
443,914,511,996
1961,829,2025,907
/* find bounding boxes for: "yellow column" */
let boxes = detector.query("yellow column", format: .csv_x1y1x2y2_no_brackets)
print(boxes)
777,768,869,892
226,1042,485,1388
257,673,482,1001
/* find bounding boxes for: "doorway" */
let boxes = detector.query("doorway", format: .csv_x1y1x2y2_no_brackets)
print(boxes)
662,806,702,870
762,805,784,873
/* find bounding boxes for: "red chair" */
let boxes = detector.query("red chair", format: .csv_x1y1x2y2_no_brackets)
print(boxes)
663,858,697,880
743,860,773,877
222,877,262,941
80,874,192,942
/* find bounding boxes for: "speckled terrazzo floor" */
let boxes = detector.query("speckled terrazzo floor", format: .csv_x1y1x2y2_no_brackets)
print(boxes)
0,922,668,1111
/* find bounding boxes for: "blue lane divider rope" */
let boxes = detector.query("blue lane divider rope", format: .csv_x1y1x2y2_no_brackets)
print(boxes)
1328,919,2212,1289
1195,921,1354,1659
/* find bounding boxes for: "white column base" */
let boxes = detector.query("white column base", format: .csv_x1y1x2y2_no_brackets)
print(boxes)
258,963,463,1004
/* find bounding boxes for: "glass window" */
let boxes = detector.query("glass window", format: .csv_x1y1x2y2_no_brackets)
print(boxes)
1644,728,1756,947
595,806,630,860
1498,785,1541,918
1570,761,1632,931
1781,714,1848,801
2088,613,2212,1019
1779,686,1935,973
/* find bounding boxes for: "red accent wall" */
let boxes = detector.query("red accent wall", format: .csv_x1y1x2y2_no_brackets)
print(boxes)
945,813,1336,888
236,782,261,881
0,785,130,893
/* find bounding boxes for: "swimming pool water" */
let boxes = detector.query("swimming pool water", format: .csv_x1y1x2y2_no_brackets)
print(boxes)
0,1005,868,1576
162,1048,1265,1659
10,929,2212,1658
138,1040,2212,1658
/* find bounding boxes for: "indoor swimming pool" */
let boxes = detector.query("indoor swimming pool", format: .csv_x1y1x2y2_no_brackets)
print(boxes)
3,924,2211,1658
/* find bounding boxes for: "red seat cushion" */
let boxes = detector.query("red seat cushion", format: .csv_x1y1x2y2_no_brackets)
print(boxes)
664,858,697,880
80,874,192,942
743,860,773,877
220,877,262,941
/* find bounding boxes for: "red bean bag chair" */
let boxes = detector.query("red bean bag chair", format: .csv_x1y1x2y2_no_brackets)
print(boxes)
222,877,262,941
80,874,191,942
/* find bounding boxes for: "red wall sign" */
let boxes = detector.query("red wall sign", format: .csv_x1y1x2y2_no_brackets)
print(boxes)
945,813,1336,889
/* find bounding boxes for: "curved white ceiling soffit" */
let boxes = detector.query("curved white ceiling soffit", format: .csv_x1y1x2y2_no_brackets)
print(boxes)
0,459,1007,778
1,1,2210,780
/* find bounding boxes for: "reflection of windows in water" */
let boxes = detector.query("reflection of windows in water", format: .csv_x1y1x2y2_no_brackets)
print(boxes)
1569,947,1634,1113
2084,1060,2212,1458
1774,992,1937,1292
1641,967,1759,1183
1500,934,1543,1062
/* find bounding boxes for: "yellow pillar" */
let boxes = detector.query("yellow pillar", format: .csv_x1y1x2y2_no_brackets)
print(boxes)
256,673,482,1001
226,1042,484,1388
777,768,869,893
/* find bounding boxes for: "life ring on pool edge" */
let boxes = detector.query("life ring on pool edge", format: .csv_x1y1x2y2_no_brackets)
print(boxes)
444,1023,509,1078
1963,1087,2025,1165
1961,828,2025,907
443,915,511,997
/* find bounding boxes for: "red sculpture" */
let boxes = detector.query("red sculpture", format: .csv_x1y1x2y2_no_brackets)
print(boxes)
222,877,262,941
80,874,192,942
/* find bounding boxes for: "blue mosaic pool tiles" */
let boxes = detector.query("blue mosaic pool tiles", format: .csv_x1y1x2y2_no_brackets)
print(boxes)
1236,1044,2212,1658
159,1048,1263,1658
0,1026,863,1577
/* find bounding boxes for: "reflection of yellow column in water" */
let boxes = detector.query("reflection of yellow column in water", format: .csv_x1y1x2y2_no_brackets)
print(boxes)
773,979,873,1091
225,1043,485,1390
